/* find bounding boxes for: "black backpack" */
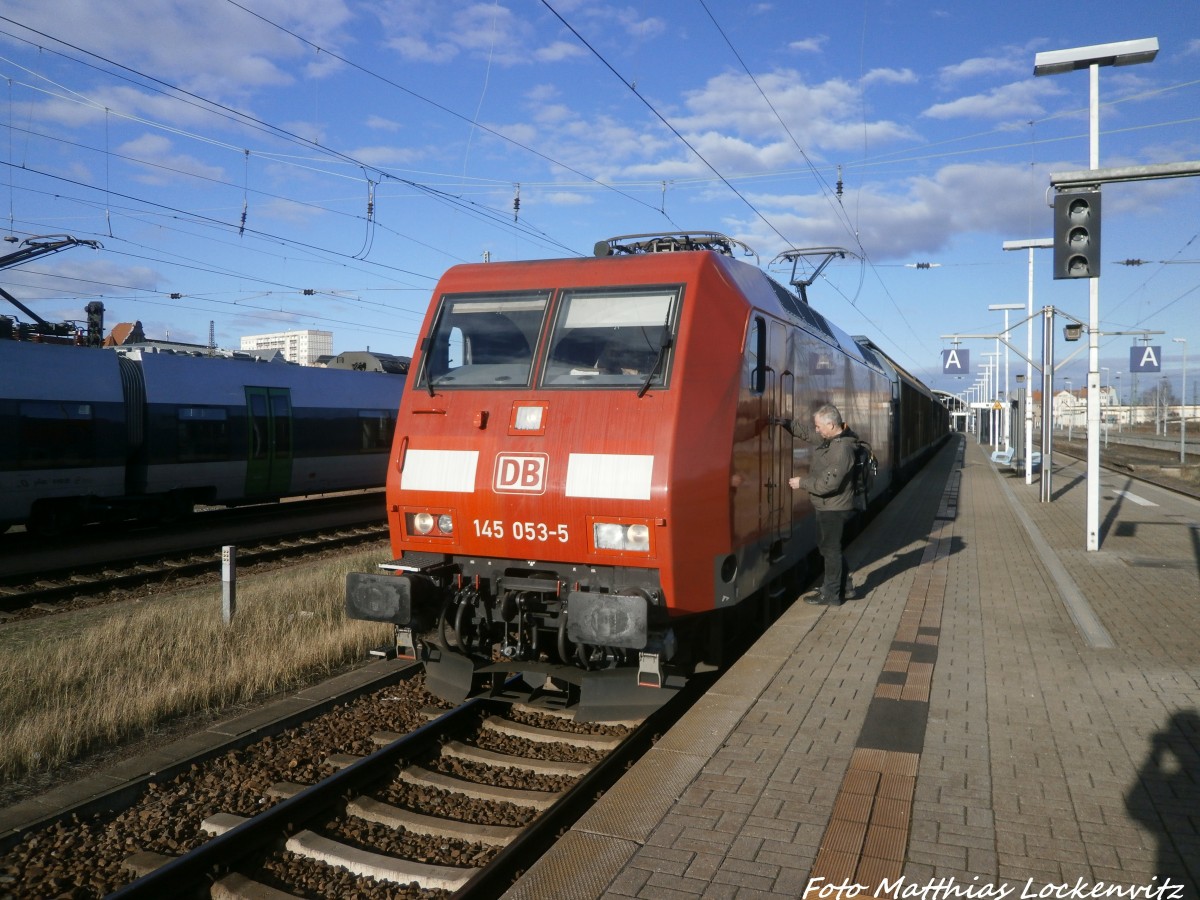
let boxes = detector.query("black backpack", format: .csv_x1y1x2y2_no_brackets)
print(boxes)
852,440,877,502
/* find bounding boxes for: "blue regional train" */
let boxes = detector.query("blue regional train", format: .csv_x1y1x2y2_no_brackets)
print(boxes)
0,341,404,535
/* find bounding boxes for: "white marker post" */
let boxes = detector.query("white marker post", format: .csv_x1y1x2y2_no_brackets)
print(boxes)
222,545,236,625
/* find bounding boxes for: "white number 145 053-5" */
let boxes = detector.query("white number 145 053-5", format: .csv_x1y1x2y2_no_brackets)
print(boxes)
473,519,568,543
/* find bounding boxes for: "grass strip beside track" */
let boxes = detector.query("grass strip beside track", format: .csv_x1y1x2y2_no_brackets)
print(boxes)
0,547,394,783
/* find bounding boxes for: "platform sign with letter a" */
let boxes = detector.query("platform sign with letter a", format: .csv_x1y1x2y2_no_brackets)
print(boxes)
1129,345,1161,374
942,348,970,375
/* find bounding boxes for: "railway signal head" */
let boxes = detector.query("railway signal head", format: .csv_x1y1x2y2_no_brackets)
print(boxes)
1053,189,1101,279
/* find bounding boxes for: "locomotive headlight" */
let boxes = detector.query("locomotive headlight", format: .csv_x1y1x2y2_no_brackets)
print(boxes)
593,522,625,549
592,521,652,552
514,405,544,430
626,523,650,548
405,510,454,539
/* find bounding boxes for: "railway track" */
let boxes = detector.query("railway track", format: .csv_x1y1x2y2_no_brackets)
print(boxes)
1045,435,1200,500
1,663,699,899
0,523,388,618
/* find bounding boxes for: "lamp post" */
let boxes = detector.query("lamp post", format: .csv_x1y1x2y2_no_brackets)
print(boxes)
1115,371,1123,431
1003,238,1053,484
1034,37,1159,552
974,380,987,441
1101,367,1110,447
989,302,1025,450
1040,305,1056,501
1065,378,1073,441
1015,372,1027,453
1174,337,1188,464
981,356,999,448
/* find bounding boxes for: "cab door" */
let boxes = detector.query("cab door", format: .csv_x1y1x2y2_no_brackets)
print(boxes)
764,320,790,549
244,387,293,497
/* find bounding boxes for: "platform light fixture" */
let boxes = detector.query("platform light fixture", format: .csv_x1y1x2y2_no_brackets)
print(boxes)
1003,238,1053,487
1033,38,1158,76
1173,338,1188,465
988,303,1025,450
1034,37,1158,552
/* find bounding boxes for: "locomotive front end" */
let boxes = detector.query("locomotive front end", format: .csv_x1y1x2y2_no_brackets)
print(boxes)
346,259,692,717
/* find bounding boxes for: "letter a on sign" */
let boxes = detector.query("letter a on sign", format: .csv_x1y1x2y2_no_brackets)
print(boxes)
1130,345,1161,373
942,349,969,374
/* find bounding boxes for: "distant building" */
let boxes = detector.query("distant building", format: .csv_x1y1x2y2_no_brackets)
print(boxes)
240,329,333,366
317,350,410,374
104,321,211,353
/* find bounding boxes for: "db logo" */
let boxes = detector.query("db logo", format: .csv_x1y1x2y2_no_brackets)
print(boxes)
493,453,548,494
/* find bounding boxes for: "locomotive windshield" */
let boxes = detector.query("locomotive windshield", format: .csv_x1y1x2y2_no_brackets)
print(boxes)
541,287,679,388
419,291,551,389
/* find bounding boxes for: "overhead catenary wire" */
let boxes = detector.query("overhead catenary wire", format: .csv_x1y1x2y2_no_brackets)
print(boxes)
1,8,1195,364
538,0,792,249
0,23,583,260
696,0,936,371
214,1,674,230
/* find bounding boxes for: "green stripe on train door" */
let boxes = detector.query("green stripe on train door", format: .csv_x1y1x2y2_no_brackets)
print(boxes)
244,386,294,497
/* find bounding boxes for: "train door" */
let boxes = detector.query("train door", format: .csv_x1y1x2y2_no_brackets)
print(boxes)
244,387,293,497
765,321,790,550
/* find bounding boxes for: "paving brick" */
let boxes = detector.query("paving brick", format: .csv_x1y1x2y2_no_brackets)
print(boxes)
637,874,707,899
607,865,652,896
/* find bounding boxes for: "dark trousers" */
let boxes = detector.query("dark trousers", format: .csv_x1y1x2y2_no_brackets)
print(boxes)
816,508,855,600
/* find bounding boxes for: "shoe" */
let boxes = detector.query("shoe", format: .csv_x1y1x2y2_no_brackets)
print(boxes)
803,590,825,605
827,598,844,607
844,588,859,600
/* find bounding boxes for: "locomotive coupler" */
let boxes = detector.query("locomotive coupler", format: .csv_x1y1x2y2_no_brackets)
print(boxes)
637,652,664,688
395,627,417,661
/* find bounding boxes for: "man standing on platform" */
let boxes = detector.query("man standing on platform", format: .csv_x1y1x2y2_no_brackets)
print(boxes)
781,403,860,607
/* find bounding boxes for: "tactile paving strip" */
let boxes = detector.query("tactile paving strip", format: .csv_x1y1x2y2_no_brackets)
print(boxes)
807,442,961,892
501,829,639,900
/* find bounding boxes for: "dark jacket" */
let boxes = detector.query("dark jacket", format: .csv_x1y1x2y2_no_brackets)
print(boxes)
786,421,859,512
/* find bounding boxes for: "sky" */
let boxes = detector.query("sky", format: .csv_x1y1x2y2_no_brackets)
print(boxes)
0,0,1197,401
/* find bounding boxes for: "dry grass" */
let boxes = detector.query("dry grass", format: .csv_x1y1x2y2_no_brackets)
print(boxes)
0,548,393,783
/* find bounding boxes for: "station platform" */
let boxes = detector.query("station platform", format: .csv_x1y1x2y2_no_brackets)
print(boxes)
505,433,1200,899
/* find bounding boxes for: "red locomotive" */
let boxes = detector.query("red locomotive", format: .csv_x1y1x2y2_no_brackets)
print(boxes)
347,233,947,718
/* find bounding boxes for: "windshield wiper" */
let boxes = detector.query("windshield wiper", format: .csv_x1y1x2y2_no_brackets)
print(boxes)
417,337,435,396
637,336,672,398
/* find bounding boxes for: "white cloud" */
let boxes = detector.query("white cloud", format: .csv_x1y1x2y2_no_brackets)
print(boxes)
116,133,226,184
7,258,160,302
258,197,322,225
862,68,918,87
938,55,1026,84
366,116,404,132
2,0,355,100
739,162,1053,261
526,84,561,103
613,9,667,40
480,68,922,189
789,36,827,54
531,103,576,125
674,70,917,154
542,191,591,206
922,80,1061,120
534,41,588,63
348,145,422,167
374,0,583,66
385,34,460,63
